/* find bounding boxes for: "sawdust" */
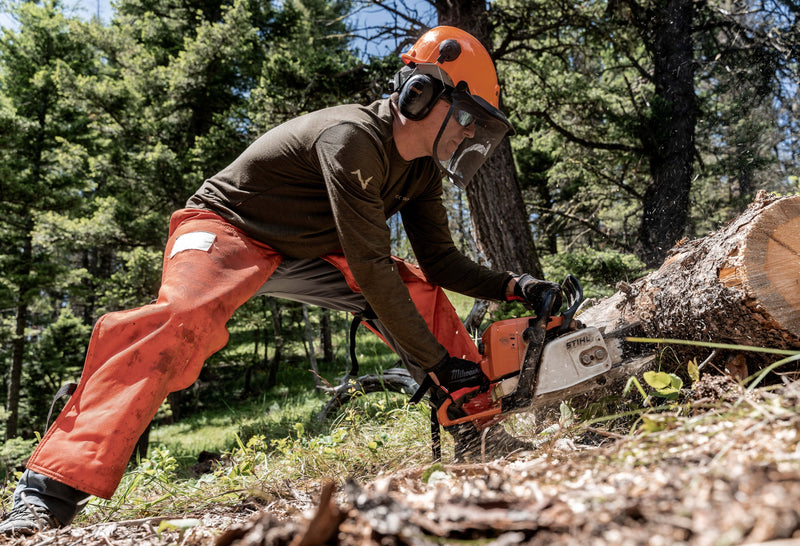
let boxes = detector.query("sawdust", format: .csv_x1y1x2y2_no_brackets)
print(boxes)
4,381,800,546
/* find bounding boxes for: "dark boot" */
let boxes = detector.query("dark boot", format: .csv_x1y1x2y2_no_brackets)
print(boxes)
0,470,89,536
447,422,533,463
0,502,62,536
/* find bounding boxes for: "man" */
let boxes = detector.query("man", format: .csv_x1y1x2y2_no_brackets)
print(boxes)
0,26,560,535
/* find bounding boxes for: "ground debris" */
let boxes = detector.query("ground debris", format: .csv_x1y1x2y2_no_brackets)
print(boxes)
214,391,800,546
5,387,800,545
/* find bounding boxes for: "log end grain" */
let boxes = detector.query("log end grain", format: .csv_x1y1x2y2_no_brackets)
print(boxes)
741,196,800,338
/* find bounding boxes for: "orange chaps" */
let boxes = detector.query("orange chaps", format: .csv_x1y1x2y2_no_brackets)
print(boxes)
26,208,479,499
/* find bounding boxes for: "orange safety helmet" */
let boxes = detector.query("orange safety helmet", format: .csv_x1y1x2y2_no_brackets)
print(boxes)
400,26,502,109
393,26,514,188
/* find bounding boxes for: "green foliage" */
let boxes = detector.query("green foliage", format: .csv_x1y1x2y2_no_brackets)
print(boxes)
71,386,434,522
0,437,37,479
542,248,648,298
642,371,684,399
98,247,163,313
0,0,389,438
250,0,377,127
500,0,653,256
20,308,89,433
218,398,431,483
497,0,800,264
0,0,98,438
421,462,449,484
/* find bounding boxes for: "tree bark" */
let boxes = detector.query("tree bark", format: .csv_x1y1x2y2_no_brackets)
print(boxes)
6,229,33,440
636,0,696,266
7,301,27,440
267,298,283,388
580,192,800,364
129,422,151,464
436,0,544,277
467,140,544,277
321,308,334,362
302,304,322,389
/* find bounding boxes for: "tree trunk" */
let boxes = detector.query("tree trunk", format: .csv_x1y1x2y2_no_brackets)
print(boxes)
302,304,322,389
130,422,151,464
7,301,27,440
321,308,334,362
467,140,544,277
580,192,800,367
436,0,544,278
168,391,181,423
636,0,696,266
6,229,33,440
268,298,283,388
435,0,489,39
244,324,261,395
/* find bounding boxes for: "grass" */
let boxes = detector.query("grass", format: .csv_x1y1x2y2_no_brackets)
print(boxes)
79,386,439,524
68,308,447,522
70,293,487,521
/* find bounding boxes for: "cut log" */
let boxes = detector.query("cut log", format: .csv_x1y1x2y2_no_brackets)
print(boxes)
579,191,800,362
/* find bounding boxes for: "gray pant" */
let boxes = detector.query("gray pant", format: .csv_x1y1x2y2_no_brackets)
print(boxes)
255,257,427,384
13,469,89,524
13,258,428,522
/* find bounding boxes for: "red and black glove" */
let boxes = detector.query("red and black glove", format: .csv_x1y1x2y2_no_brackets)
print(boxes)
509,274,563,313
427,355,489,397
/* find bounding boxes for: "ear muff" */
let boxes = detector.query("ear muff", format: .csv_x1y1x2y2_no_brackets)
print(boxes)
398,74,445,121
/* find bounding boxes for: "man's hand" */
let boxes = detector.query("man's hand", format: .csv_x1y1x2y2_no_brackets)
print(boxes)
509,274,563,312
428,355,489,396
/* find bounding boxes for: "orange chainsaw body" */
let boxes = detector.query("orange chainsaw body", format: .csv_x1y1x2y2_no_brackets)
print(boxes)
478,315,563,381
437,275,588,429
442,315,564,429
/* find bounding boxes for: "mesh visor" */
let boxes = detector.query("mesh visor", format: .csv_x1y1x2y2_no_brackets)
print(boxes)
435,89,515,188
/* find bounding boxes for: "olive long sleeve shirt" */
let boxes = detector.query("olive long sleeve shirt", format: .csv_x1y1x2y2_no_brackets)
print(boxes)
186,99,509,370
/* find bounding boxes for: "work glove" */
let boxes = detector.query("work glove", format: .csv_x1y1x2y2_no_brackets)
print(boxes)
427,355,489,397
509,274,563,313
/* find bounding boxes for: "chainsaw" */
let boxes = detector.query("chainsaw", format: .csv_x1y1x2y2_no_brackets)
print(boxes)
437,275,654,428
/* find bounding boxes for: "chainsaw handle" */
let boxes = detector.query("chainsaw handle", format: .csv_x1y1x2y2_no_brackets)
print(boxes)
436,397,502,427
534,288,560,326
559,274,583,330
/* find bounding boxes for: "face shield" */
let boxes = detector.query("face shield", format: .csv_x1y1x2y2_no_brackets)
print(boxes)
432,85,515,188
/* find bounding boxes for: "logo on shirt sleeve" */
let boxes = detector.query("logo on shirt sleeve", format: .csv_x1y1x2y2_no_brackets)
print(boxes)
350,169,374,190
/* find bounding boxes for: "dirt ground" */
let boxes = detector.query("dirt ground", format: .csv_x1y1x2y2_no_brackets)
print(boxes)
4,375,800,546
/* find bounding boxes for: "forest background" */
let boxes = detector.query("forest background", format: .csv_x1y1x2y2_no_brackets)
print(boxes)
1,0,799,472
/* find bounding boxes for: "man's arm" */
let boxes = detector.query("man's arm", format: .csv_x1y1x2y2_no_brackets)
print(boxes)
316,124,449,370
400,184,510,300
403,183,562,311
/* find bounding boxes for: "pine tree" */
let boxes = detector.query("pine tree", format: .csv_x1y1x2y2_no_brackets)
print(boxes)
0,0,96,439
